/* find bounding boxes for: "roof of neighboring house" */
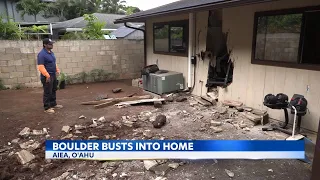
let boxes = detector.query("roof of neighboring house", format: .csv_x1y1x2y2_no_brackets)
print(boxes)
52,13,125,30
114,0,276,23
110,25,144,38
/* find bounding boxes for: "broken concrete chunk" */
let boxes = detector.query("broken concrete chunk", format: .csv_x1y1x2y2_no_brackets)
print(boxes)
150,163,170,176
207,92,218,100
98,116,106,123
112,173,118,178
155,177,167,180
210,126,223,133
165,96,174,102
144,160,158,170
61,134,73,140
240,112,261,125
51,172,70,180
195,97,211,106
154,101,163,108
244,127,250,131
88,135,99,140
74,125,86,130
222,100,243,107
239,123,247,128
168,163,180,169
268,169,273,172
236,106,244,112
19,141,41,151
210,120,222,127
79,115,86,119
225,169,234,178
15,150,35,165
120,172,128,178
43,128,48,134
19,127,31,137
189,101,198,107
112,88,122,93
252,109,267,116
122,116,127,120
11,138,20,144
243,107,253,112
153,115,167,128
32,130,44,135
201,95,217,106
175,96,187,102
61,126,71,133
75,130,82,134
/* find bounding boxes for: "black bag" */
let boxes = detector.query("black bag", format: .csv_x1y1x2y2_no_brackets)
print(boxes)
276,93,288,104
290,96,308,112
264,94,278,105
141,64,159,75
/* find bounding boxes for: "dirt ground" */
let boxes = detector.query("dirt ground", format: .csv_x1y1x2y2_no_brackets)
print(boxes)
0,81,315,180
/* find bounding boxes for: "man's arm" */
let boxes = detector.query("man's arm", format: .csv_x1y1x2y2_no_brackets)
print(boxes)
56,64,60,74
37,54,50,79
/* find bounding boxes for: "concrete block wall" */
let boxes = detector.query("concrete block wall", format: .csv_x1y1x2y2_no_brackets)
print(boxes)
0,40,144,88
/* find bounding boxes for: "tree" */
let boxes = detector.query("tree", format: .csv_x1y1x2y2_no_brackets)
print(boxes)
125,6,141,15
16,0,47,22
0,15,25,40
100,0,126,14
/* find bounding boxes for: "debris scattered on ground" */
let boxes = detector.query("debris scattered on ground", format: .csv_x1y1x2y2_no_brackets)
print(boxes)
15,150,35,165
268,169,274,172
189,101,198,107
156,160,168,164
61,126,71,133
144,160,158,170
218,107,228,114
165,96,174,102
18,127,31,137
175,96,187,102
95,94,108,101
19,140,40,151
222,100,243,107
207,92,218,100
240,112,261,125
75,125,86,130
150,163,170,176
153,115,167,128
61,134,73,140
236,106,244,112
51,172,70,180
128,92,137,97
31,130,45,135
88,135,99,140
155,177,167,180
75,130,82,134
201,95,217,106
112,173,118,177
210,126,223,133
11,138,20,144
154,101,163,108
225,169,235,178
243,107,253,112
112,88,122,93
79,115,86,119
115,98,165,108
195,97,211,106
120,172,128,178
98,116,106,123
168,163,180,169
210,120,222,127
95,95,153,109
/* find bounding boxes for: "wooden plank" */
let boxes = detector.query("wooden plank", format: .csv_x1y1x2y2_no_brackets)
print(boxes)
201,95,216,105
115,99,165,107
94,95,152,109
81,98,114,105
240,112,261,125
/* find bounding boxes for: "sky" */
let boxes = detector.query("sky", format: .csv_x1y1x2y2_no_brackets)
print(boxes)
125,0,180,11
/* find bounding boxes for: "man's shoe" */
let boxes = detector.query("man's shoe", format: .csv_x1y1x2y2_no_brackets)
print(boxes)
53,105,63,109
45,108,55,114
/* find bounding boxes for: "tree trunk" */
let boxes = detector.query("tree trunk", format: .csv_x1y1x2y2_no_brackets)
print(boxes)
34,15,37,22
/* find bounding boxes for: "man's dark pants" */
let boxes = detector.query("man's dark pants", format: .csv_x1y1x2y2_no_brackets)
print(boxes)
41,75,57,110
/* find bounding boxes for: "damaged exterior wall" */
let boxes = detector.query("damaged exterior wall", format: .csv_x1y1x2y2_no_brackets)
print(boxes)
220,0,320,132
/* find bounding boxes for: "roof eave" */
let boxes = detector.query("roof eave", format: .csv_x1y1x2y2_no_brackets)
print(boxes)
114,0,277,24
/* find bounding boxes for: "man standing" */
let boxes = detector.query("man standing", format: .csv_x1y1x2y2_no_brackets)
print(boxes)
37,38,63,114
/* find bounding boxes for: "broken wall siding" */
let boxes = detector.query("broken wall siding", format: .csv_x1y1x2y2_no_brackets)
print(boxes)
220,0,320,132
0,40,144,88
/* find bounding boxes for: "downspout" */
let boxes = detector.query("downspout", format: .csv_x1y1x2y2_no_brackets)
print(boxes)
188,13,195,89
125,22,147,67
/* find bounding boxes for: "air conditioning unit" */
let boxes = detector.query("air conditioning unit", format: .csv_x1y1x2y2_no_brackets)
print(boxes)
142,70,184,95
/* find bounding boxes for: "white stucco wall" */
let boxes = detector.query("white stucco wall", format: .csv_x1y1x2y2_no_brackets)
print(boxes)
221,0,320,132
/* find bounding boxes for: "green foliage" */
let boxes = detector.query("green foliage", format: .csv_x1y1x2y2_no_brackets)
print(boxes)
257,14,302,34
61,32,87,40
16,0,47,21
100,0,126,14
64,69,119,85
0,79,7,90
154,25,169,39
125,6,141,15
0,15,25,40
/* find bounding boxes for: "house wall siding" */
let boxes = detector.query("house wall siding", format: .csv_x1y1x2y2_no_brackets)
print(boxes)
221,0,320,132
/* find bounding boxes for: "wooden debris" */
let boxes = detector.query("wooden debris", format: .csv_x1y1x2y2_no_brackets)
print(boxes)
222,100,243,107
94,95,152,109
115,98,165,107
240,112,261,125
154,101,163,108
261,113,269,125
252,109,267,116
81,98,114,105
195,97,211,106
243,107,253,112
201,95,216,105
207,92,218,100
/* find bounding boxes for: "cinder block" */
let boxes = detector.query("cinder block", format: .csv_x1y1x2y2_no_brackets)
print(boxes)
8,60,22,66
125,49,133,55
22,58,36,66
121,55,129,60
112,55,119,60
66,62,78,68
0,41,11,48
20,47,34,54
72,67,83,73
92,56,103,61
62,41,74,46
33,47,42,53
121,64,128,69
71,57,82,63
0,53,14,61
80,46,90,51
105,40,115,45
16,65,30,72
133,49,141,54
18,77,32,84
14,53,28,60
64,52,76,58
23,71,37,77
97,51,106,56
97,60,108,66
70,46,80,52
6,48,20,54
77,62,88,68
75,51,87,57
82,56,93,62
59,57,72,63
86,51,97,57
54,52,65,58
107,51,115,56
31,77,40,83
90,45,101,51
62,68,73,74
114,40,123,46
57,47,70,53
0,48,5,53
0,72,10,79
10,72,24,78
2,66,16,73
0,60,8,67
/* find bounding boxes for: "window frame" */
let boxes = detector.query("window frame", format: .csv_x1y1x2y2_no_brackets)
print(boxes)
153,20,189,57
251,5,320,71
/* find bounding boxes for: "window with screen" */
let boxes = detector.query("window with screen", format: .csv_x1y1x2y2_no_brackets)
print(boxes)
252,6,320,70
153,20,188,56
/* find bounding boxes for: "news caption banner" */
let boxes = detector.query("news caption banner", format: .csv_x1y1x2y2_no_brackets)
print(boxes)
45,140,305,160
